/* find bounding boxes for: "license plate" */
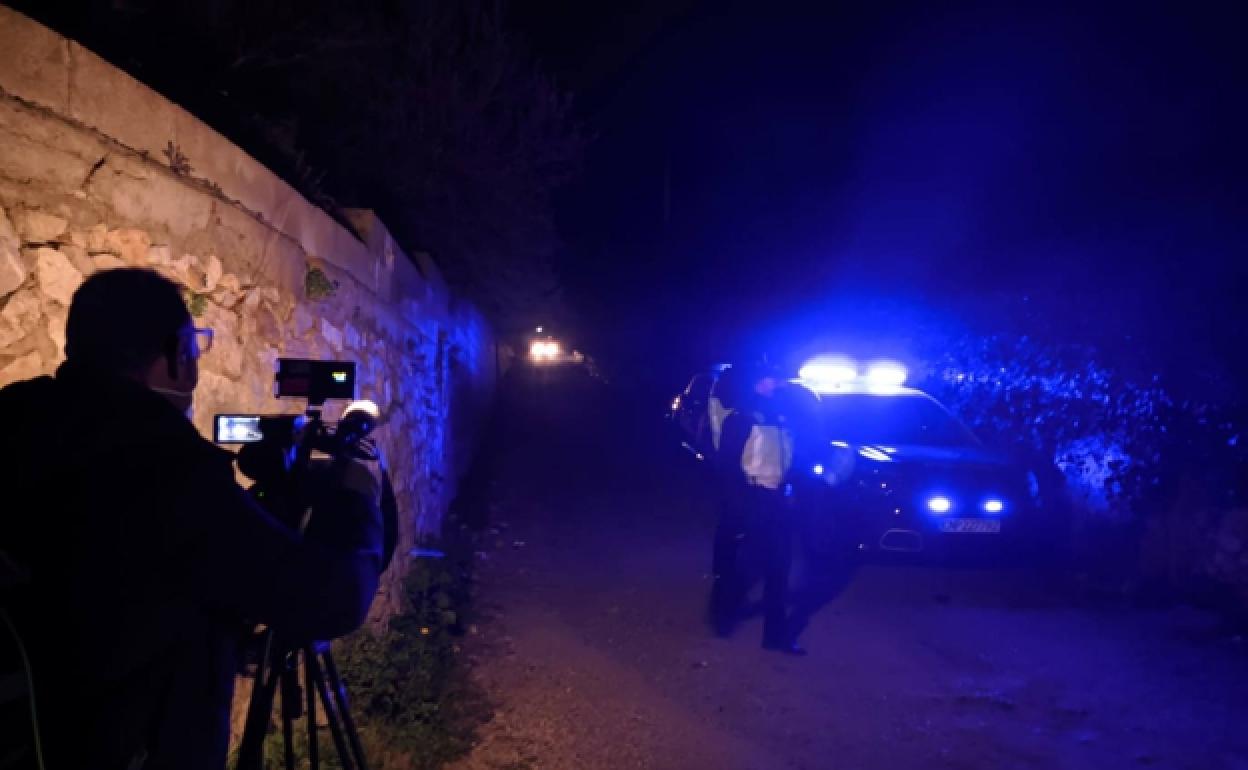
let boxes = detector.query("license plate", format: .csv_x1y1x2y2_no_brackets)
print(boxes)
939,518,1001,534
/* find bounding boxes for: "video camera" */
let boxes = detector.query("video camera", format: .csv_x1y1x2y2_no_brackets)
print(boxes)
211,357,397,573
212,358,392,545
213,358,381,472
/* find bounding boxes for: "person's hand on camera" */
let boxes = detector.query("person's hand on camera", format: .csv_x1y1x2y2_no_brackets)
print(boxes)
236,441,295,487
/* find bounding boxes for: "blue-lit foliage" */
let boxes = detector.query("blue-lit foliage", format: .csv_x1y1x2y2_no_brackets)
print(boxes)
914,333,1245,527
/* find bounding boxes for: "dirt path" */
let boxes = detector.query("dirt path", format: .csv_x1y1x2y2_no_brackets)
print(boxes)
449,373,1248,770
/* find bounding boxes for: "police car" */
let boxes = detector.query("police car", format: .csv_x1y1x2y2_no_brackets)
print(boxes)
668,363,732,458
672,356,1044,556
801,356,1047,557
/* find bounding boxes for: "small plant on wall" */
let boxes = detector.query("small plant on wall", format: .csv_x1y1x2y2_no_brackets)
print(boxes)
183,289,208,317
305,265,338,300
163,140,193,175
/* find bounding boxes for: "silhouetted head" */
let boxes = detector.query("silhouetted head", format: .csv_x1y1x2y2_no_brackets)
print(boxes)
742,359,784,399
66,268,209,412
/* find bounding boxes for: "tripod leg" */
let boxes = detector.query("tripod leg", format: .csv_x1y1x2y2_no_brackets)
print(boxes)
280,673,296,770
322,650,370,770
306,646,356,770
237,634,282,770
304,650,320,770
280,658,301,770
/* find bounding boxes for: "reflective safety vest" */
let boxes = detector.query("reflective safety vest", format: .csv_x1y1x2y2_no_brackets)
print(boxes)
740,419,793,491
708,396,732,450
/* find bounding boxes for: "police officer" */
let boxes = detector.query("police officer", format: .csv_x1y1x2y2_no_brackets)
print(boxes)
709,360,806,655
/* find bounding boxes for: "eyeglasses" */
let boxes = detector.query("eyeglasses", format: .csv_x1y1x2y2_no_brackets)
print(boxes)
181,327,214,358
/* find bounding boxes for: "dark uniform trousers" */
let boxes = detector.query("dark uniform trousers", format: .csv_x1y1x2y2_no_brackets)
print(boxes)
710,484,794,645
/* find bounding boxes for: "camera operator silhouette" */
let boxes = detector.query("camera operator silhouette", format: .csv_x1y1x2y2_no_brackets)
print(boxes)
0,268,385,770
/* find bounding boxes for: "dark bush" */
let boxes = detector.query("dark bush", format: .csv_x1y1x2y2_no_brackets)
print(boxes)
910,330,1247,597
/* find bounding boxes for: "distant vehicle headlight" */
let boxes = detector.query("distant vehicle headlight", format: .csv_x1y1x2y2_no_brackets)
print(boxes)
530,340,561,360
927,496,953,514
812,463,825,476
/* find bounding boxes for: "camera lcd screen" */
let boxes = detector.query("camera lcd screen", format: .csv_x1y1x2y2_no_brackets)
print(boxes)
275,359,356,402
215,415,264,444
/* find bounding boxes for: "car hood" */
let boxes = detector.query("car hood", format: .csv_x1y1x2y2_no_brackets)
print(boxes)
854,442,1013,469
831,442,1030,501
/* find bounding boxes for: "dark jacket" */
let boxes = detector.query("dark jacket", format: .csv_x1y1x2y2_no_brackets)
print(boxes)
0,362,384,769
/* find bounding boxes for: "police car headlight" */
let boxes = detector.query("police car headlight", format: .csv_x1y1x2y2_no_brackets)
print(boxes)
983,498,1005,514
927,496,953,514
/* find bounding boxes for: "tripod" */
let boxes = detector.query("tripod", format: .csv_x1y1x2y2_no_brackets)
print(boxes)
235,631,369,770
232,395,396,770
234,407,368,770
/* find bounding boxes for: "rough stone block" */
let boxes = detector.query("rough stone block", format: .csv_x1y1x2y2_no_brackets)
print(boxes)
194,370,236,424
206,203,301,298
271,201,376,294
0,321,23,353
0,208,24,297
145,244,172,265
344,323,361,352
0,247,23,298
0,103,97,194
0,289,40,350
211,287,241,309
105,229,151,265
83,224,110,253
42,300,68,357
0,350,44,385
291,303,315,339
0,7,70,112
59,241,95,277
68,42,177,161
241,288,262,314
32,247,82,305
199,254,223,293
218,273,241,296
201,303,242,379
147,246,194,285
90,253,126,271
14,209,68,243
320,319,343,351
89,155,214,237
254,303,282,341
215,340,244,380
1,288,40,325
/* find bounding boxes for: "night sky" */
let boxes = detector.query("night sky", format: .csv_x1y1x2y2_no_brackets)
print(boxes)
511,1,1246,391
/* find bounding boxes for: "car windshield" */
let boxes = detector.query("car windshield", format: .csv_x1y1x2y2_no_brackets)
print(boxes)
819,393,979,447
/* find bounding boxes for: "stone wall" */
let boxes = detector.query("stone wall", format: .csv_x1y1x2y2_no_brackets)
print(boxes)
0,6,497,620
